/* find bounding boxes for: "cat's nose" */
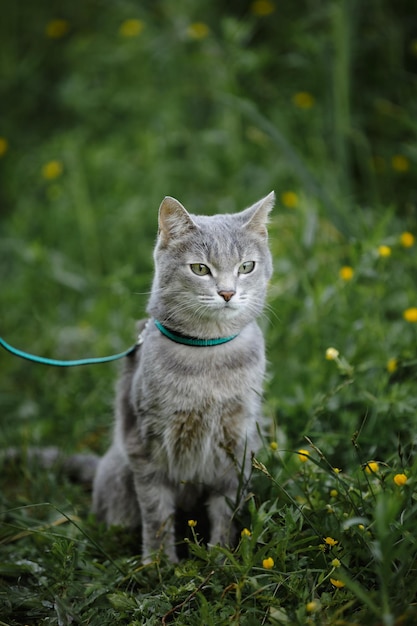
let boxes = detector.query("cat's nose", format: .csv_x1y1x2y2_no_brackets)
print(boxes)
218,290,235,302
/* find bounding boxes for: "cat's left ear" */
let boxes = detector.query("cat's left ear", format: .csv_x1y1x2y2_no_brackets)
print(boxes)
158,196,197,246
241,191,275,237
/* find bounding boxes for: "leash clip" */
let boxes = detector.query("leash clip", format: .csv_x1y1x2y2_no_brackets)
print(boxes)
136,319,150,346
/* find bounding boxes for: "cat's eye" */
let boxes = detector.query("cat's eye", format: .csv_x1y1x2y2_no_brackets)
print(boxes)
190,263,211,276
238,261,255,275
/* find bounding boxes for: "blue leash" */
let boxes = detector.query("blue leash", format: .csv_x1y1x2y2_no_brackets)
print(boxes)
0,336,138,367
0,318,239,367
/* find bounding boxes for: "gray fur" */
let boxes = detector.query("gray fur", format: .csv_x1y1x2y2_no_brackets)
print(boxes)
92,192,274,562
2,446,99,484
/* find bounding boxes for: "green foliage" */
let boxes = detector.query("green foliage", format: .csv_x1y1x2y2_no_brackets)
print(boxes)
1,0,416,624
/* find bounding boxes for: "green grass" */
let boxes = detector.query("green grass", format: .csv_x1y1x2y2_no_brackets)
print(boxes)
1,0,417,623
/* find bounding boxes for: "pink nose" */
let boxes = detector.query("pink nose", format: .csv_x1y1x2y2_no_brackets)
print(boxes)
218,290,235,302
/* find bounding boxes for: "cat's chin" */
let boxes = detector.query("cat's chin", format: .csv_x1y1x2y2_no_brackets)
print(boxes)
218,305,241,317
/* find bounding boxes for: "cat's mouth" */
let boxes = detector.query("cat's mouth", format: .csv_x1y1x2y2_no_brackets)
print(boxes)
218,301,241,316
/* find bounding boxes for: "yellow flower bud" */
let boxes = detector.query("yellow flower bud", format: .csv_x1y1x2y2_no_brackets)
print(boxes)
42,160,63,180
306,600,320,613
324,536,338,547
298,449,310,462
378,245,391,257
119,19,144,37
281,190,299,208
0,137,9,157
400,232,415,248
387,358,398,373
45,19,70,39
325,347,339,361
187,22,210,40
339,266,354,281
250,0,276,16
391,154,410,172
292,91,315,109
403,308,417,323
393,473,407,486
365,461,379,474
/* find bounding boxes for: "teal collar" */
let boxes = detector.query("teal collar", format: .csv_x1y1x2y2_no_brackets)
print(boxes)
154,319,238,347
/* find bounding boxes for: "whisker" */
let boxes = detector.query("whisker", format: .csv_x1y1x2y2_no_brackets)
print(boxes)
263,302,281,323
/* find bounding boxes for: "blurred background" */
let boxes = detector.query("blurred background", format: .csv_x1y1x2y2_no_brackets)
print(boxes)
1,0,416,466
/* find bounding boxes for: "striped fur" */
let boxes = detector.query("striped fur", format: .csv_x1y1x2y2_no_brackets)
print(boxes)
92,193,274,562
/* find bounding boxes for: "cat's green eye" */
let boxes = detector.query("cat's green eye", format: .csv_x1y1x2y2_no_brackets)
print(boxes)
190,263,210,276
238,261,255,275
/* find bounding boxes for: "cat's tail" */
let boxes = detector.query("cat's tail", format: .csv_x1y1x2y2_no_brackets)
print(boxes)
2,446,99,486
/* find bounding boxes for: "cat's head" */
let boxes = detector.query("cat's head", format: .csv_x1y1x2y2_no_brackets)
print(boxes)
147,193,274,338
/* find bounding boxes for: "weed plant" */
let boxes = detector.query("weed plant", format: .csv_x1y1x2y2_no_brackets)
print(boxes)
1,1,417,624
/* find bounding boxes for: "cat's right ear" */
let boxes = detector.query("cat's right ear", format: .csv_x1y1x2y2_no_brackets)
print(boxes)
241,191,275,238
158,196,197,246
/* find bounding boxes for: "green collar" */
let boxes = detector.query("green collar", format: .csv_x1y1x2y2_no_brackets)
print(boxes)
154,319,238,347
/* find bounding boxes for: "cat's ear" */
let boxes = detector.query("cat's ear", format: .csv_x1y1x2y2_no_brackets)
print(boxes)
158,196,197,245
241,191,275,237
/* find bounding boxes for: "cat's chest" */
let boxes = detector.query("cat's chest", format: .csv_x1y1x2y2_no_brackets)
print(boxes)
134,329,263,481
161,399,245,482
141,329,263,403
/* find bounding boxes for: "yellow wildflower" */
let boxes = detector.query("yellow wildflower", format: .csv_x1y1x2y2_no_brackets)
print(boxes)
358,524,365,531
246,126,268,145
393,473,407,486
400,232,415,248
324,536,338,547
42,160,63,180
330,578,345,588
391,154,410,172
333,467,342,474
306,600,320,613
45,19,70,39
330,489,338,498
325,347,339,361
270,441,278,451
331,558,341,568
403,307,417,323
292,91,315,109
119,19,144,37
386,358,398,374
378,245,391,257
250,0,276,16
339,265,354,281
241,528,252,538
365,461,379,474
298,449,310,463
187,22,210,40
0,137,8,157
281,190,299,208
262,556,274,569
187,519,197,527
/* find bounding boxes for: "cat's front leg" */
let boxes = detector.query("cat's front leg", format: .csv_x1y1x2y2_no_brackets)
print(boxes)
207,491,237,549
133,473,177,563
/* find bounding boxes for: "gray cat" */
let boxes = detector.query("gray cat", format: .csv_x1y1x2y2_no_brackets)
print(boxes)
92,192,274,562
